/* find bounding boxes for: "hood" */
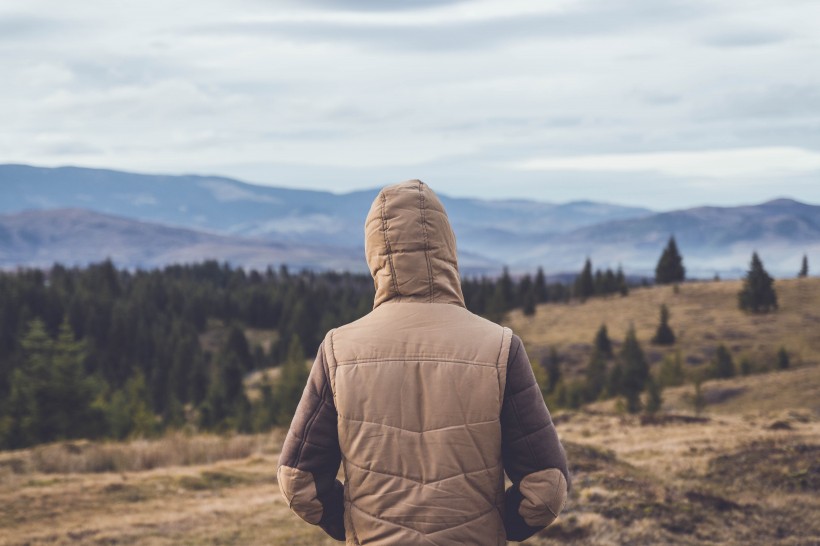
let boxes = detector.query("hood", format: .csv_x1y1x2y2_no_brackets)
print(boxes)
365,180,465,309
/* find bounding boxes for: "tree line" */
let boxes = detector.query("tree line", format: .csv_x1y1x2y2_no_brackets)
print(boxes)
0,260,576,449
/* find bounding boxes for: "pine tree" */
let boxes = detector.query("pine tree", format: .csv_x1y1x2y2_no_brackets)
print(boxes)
277,334,309,423
620,326,649,413
798,255,808,278
651,304,676,345
616,266,629,296
658,351,685,387
594,324,613,358
574,258,595,302
738,252,778,313
711,344,735,379
585,350,607,402
777,346,790,370
534,267,548,303
655,236,685,285
645,376,663,415
541,348,562,394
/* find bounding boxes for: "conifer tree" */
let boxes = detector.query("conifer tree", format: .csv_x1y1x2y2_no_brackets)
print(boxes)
711,344,735,379
738,252,778,313
594,324,613,358
574,258,595,302
651,304,676,345
616,266,629,296
541,348,562,394
277,334,309,423
620,325,649,413
658,351,685,387
585,350,607,402
798,255,808,278
777,346,790,370
645,376,663,415
655,236,685,285
534,267,548,303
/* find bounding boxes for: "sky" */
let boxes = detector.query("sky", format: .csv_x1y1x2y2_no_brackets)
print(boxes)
2,0,819,210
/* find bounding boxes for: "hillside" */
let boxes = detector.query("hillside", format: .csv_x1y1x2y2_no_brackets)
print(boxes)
506,276,820,375
1,364,817,545
1,277,819,545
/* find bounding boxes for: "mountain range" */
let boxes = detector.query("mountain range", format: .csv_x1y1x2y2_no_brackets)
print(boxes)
1,164,818,278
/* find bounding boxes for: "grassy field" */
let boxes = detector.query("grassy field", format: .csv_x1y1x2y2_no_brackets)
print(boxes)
506,277,820,373
1,278,818,545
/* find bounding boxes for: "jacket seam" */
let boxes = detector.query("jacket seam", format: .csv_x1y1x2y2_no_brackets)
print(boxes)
344,456,498,487
418,181,434,303
380,191,401,298
338,414,498,435
335,356,498,367
510,391,540,473
348,501,499,539
293,387,324,468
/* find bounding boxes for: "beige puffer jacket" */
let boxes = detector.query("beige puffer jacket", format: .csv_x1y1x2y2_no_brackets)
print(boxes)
278,181,569,545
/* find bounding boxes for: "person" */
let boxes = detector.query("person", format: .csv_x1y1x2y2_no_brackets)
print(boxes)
277,180,570,545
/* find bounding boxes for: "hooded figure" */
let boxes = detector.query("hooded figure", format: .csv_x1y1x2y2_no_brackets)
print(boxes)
278,180,569,545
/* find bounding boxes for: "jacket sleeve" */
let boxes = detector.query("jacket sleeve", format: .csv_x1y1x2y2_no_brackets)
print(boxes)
501,335,570,542
277,341,345,542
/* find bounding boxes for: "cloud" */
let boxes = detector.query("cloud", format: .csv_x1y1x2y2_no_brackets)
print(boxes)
192,0,711,51
702,29,787,48
291,0,469,12
512,147,820,179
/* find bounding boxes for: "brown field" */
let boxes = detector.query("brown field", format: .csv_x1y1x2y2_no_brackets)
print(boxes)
1,279,819,545
506,277,820,372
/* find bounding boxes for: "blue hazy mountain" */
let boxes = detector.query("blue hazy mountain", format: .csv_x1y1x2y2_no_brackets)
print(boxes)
0,164,651,247
1,164,817,277
519,198,820,277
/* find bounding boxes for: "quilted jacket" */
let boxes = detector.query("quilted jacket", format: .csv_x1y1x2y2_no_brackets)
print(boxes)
278,180,570,544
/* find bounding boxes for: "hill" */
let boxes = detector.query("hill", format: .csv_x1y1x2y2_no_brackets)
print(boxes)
0,164,649,269
0,208,362,271
505,276,820,375
520,198,820,277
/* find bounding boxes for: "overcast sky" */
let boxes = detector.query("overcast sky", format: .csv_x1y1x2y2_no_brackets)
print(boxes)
2,0,819,210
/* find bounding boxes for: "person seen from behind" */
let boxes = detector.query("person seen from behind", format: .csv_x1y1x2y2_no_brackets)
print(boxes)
278,180,570,545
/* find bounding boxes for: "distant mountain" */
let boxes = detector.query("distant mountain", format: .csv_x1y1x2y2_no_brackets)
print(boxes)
519,198,820,277
0,209,363,272
0,164,651,250
0,164,816,277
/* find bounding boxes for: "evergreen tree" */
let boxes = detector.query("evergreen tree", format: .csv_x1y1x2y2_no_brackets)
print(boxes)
585,350,607,402
777,346,790,370
594,324,613,359
574,258,595,302
620,326,649,413
738,252,778,313
541,348,562,394
655,236,685,284
651,304,676,345
534,267,548,303
277,334,309,423
606,361,623,398
658,351,685,387
616,266,629,296
798,255,808,278
645,376,663,415
711,344,735,379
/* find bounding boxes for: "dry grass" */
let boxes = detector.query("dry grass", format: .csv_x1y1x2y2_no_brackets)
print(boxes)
2,279,819,545
506,277,820,372
0,430,284,478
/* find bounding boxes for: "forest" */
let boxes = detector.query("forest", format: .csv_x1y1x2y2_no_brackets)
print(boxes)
0,260,572,449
